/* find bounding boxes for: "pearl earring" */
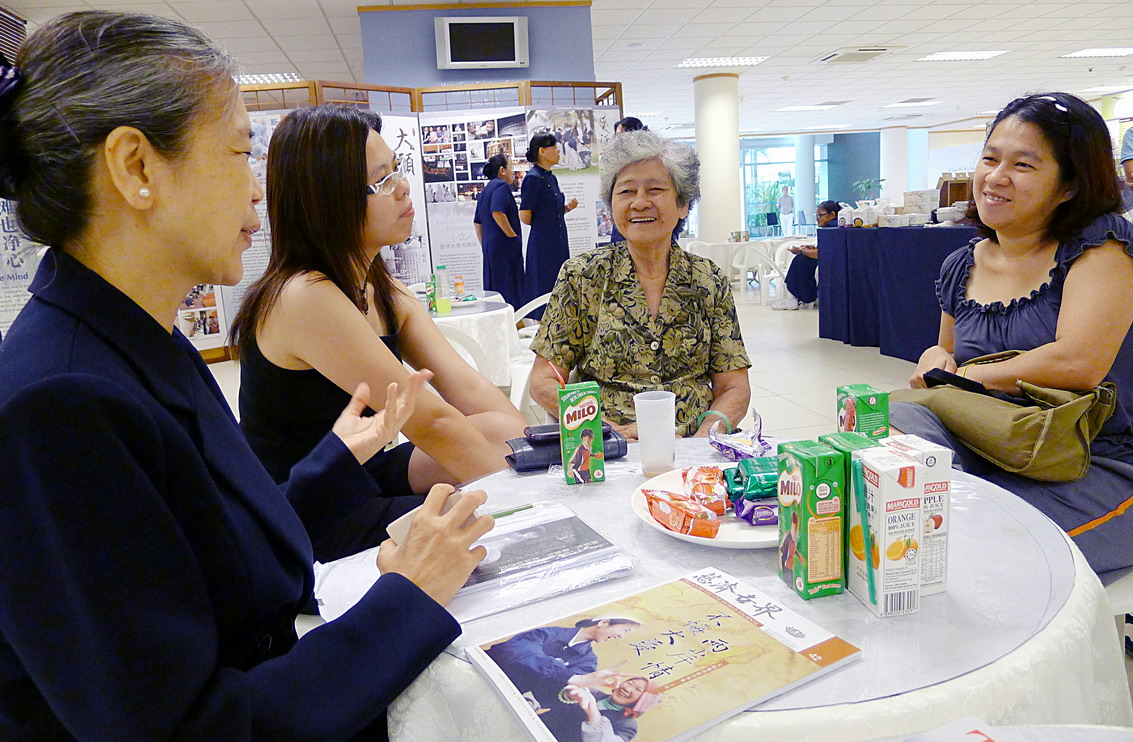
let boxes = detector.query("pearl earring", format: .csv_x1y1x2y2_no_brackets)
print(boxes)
138,188,151,198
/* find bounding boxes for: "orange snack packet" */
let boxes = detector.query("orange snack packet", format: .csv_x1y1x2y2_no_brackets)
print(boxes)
642,489,721,538
681,466,728,515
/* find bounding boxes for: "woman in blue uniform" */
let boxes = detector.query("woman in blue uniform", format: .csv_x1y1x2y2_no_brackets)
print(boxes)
521,133,578,308
473,154,523,306
0,12,491,739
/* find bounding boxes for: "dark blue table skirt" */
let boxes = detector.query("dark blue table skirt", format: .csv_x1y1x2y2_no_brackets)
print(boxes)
817,226,977,363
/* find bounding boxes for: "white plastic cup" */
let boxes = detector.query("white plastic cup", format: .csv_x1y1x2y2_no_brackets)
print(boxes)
634,391,676,477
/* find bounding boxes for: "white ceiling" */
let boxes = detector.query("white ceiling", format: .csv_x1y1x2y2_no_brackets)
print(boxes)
5,0,1133,135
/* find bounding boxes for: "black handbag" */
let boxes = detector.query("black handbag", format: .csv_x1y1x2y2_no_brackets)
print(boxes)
505,429,628,472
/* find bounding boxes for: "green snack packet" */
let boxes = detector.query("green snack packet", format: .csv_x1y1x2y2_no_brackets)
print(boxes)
737,456,778,500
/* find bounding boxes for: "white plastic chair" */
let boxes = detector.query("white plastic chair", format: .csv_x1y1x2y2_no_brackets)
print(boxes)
508,351,549,425
513,292,551,350
436,324,492,379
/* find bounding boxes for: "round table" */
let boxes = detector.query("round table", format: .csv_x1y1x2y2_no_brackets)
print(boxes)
384,439,1132,741
428,299,518,387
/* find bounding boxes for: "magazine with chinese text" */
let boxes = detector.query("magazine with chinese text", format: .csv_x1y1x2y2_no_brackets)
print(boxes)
466,567,861,742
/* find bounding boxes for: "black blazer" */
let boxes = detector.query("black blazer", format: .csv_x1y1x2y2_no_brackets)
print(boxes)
0,249,459,740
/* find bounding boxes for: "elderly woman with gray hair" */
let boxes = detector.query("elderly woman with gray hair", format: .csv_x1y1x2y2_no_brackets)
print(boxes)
528,131,751,440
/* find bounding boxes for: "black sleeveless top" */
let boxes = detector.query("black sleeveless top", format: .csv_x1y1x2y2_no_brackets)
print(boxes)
239,333,401,484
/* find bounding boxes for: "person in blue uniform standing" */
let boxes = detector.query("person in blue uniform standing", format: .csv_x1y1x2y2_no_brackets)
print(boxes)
474,153,523,307
0,12,492,740
521,133,578,309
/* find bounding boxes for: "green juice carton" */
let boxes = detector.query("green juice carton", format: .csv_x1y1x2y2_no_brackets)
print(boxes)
558,381,605,485
836,384,890,439
777,440,845,600
819,432,882,571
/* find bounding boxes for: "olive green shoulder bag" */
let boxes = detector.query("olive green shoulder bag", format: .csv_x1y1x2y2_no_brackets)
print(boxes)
889,351,1117,482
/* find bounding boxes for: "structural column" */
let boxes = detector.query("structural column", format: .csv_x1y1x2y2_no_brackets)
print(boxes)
794,134,816,226
879,126,908,203
693,73,741,242
906,128,929,192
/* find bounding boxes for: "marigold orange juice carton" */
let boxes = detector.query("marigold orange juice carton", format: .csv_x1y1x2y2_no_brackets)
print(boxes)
848,447,924,617
881,435,952,596
558,381,605,486
777,440,845,600
818,432,882,570
836,384,889,440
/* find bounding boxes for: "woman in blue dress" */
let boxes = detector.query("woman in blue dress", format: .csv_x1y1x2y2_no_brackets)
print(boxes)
895,92,1133,581
473,154,523,306
521,133,578,308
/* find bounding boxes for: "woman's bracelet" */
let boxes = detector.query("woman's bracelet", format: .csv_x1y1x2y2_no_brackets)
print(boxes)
697,409,733,434
959,365,969,378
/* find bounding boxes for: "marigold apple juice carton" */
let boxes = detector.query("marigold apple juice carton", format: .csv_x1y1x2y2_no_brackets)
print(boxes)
558,381,605,486
848,447,925,617
818,432,882,571
881,434,952,595
777,440,845,600
836,384,890,440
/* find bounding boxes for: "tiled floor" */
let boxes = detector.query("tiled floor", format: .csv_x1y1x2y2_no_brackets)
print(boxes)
729,285,915,440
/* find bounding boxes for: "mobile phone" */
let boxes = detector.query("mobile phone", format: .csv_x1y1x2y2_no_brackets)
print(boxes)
924,367,990,395
385,490,478,545
524,422,613,442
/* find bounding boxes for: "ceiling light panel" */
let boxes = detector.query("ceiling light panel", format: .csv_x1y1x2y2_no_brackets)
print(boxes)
918,50,1009,61
1061,48,1133,58
678,56,769,68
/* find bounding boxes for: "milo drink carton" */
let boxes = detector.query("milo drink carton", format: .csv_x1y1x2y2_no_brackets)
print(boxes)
558,381,605,485
425,274,438,312
777,440,845,600
836,384,889,440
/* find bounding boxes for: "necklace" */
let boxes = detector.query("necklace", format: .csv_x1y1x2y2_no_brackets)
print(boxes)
359,283,369,315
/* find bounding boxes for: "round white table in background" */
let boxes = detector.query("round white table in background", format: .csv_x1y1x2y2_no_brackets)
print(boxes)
429,298,518,387
386,438,1132,742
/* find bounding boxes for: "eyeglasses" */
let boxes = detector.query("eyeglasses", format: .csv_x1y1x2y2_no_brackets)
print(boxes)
364,168,406,196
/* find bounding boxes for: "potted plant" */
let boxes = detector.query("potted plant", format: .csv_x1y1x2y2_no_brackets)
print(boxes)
853,177,886,200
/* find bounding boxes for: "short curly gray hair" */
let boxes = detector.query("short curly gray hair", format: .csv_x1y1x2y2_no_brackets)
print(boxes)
599,130,700,208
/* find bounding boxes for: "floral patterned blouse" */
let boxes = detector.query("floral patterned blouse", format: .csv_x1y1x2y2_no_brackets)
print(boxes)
530,243,751,436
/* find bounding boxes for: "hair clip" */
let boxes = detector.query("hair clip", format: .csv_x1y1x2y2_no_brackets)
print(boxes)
1036,95,1069,114
0,52,23,106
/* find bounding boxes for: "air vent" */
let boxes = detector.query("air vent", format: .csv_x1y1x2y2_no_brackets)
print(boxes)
883,114,924,121
814,46,903,65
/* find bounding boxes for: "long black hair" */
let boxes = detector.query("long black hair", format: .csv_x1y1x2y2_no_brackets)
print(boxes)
966,92,1121,244
230,105,400,355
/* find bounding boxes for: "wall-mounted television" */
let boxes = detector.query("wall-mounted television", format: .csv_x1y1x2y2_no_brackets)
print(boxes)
435,16,529,70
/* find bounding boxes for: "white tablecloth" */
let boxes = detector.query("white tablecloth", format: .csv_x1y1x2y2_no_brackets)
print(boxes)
431,300,518,387
387,439,1132,741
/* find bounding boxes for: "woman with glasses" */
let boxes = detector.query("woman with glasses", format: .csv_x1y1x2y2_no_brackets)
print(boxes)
896,92,1133,580
232,106,525,562
473,153,523,307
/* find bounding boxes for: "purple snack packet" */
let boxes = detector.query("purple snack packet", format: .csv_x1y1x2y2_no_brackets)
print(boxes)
734,498,778,527
708,410,773,461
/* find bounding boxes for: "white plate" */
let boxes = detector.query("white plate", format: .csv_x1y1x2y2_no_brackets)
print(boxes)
448,296,482,308
631,466,779,549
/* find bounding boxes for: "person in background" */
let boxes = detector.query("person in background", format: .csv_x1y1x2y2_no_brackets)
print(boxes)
606,117,683,246
895,92,1133,581
231,105,525,563
529,131,750,440
0,11,491,739
777,185,795,236
473,153,523,307
771,200,842,310
1121,127,1133,187
521,132,578,311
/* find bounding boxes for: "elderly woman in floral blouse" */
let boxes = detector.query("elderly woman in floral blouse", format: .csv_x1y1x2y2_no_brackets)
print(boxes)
529,131,751,440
